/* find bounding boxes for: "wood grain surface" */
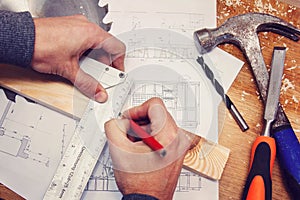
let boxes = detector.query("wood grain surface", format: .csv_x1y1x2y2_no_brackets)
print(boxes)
0,0,299,199
184,136,230,181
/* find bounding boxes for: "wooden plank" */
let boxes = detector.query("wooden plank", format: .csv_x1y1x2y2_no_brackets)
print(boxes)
184,136,230,180
0,64,88,119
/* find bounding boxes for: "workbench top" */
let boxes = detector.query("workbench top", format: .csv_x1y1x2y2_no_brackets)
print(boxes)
217,0,300,199
0,0,299,199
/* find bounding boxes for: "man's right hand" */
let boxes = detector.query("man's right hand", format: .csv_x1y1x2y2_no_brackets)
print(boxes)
104,98,196,200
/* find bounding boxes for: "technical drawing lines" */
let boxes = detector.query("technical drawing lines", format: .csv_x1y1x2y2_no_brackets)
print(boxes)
177,170,202,192
85,167,202,192
0,100,12,127
108,10,205,33
0,88,77,166
158,12,205,32
129,81,201,130
126,43,196,60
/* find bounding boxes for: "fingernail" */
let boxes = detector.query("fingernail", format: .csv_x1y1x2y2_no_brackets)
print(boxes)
94,91,108,103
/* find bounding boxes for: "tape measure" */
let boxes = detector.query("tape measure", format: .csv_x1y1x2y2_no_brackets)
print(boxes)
43,58,132,200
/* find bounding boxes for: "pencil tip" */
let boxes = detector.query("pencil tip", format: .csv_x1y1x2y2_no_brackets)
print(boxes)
159,149,167,157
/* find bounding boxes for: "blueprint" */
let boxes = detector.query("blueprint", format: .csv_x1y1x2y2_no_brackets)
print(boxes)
0,88,77,200
0,0,244,199
82,0,243,199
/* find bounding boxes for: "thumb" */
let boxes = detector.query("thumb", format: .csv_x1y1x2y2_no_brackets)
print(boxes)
104,119,150,153
73,68,108,103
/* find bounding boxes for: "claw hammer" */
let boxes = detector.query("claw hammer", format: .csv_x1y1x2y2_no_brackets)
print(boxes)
193,12,300,198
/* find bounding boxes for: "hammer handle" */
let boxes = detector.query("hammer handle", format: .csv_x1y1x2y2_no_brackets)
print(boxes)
273,125,300,198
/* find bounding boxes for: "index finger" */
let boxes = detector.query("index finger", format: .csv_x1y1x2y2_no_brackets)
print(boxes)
93,31,126,71
104,118,152,153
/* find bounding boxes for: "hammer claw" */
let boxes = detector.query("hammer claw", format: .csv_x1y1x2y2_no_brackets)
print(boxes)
259,24,300,41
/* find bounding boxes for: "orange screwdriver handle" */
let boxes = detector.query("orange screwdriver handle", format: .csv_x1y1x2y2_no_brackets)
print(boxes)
242,136,276,200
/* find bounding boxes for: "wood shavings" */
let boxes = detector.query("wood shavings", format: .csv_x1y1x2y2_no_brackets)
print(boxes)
281,77,295,92
292,95,299,103
284,99,289,105
241,90,250,101
286,65,299,71
255,0,264,12
292,95,299,110
266,2,278,13
256,90,261,99
225,0,234,7
242,91,250,96
224,0,243,7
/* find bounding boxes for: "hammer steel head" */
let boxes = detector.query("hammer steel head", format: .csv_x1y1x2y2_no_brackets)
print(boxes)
194,12,300,54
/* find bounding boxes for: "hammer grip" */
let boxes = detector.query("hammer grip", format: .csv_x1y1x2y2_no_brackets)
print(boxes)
272,125,300,198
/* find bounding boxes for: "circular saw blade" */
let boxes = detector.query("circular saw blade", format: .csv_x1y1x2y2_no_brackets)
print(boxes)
29,0,112,31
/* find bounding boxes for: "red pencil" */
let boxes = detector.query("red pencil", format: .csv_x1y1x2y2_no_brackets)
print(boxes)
129,120,167,157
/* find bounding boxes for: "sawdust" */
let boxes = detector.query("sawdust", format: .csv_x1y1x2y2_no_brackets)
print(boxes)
255,91,261,100
254,0,264,12
280,76,299,110
224,0,243,7
281,77,295,92
292,95,299,103
221,0,298,22
287,65,299,71
282,95,299,110
291,95,299,110
219,0,299,113
241,90,250,101
224,0,234,7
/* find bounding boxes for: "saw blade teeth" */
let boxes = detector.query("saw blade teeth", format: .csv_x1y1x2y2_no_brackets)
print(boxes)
102,22,112,32
98,0,110,7
101,3,109,13
97,2,111,31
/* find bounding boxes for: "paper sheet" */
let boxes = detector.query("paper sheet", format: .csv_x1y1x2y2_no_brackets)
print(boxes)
82,0,243,199
0,0,244,199
0,89,77,200
100,0,243,92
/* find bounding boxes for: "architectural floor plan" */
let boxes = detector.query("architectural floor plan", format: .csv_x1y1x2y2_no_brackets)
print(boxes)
0,88,77,200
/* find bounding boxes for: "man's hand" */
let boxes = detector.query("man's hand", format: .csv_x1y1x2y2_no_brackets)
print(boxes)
104,98,195,200
32,15,125,103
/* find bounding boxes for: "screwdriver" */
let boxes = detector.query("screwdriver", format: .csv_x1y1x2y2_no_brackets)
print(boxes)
242,47,286,200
